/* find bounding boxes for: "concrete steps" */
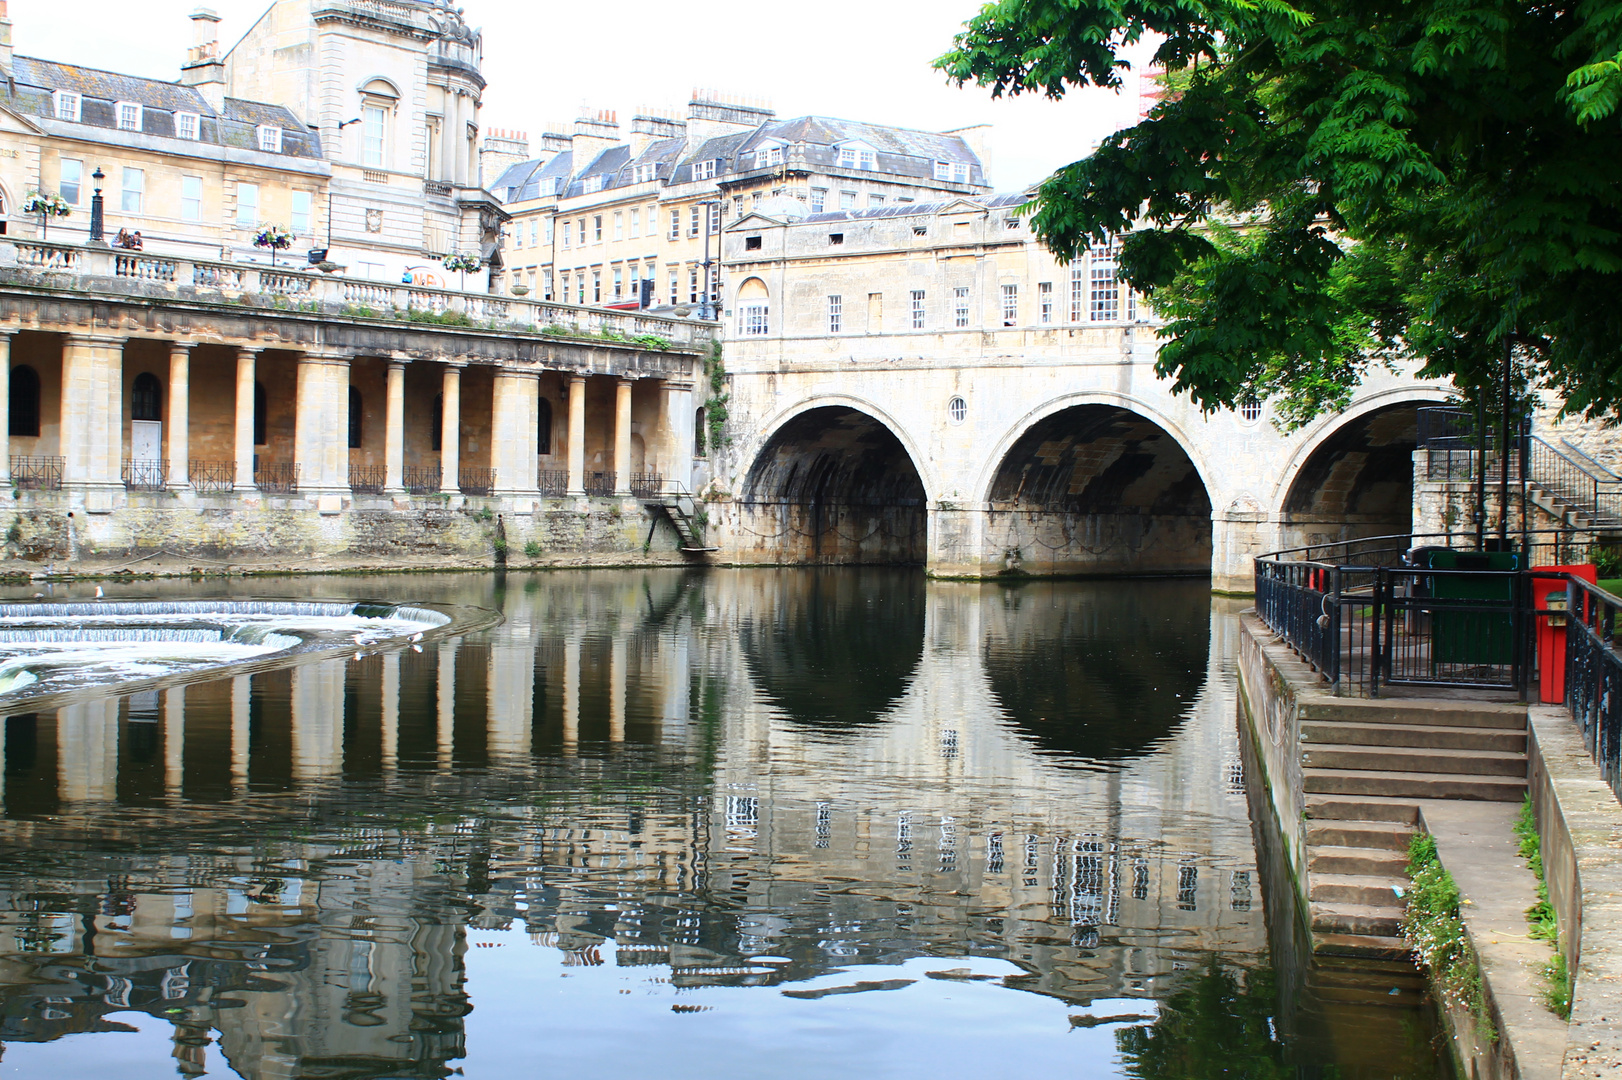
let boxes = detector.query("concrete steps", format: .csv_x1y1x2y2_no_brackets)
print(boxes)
1298,702,1529,955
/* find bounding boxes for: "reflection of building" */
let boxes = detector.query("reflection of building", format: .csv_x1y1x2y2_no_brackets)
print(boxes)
0,570,1266,1072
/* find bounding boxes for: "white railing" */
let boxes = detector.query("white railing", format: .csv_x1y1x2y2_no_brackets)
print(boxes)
4,240,717,349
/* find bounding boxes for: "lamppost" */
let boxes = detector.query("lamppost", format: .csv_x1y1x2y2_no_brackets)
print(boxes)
698,199,722,321
89,167,105,243
313,118,362,261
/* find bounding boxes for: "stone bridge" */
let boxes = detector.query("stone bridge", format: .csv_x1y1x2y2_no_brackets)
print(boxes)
709,322,1449,593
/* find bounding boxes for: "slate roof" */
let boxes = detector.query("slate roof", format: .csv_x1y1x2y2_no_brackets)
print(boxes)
796,193,1030,225
492,151,575,203
7,57,322,160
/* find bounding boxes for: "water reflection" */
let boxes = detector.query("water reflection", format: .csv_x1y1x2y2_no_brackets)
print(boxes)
0,571,1441,1079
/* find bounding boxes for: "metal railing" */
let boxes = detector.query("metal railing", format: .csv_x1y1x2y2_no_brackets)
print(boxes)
1565,577,1622,802
458,467,495,496
404,465,442,494
584,472,615,496
121,459,167,492
188,460,235,494
1528,436,1622,526
9,455,63,490
349,465,386,494
538,470,568,496
629,473,666,498
255,462,299,493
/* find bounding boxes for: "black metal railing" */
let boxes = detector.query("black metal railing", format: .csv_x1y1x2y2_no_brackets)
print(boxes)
629,473,665,497
538,469,568,496
1565,577,1622,803
189,460,235,494
584,472,615,496
1528,436,1622,526
121,459,167,491
404,465,441,494
9,455,64,490
255,462,299,493
459,467,495,496
349,465,386,494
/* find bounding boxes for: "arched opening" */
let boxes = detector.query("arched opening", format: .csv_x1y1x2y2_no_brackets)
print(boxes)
985,404,1212,576
348,387,363,449
253,382,267,446
694,406,707,458
740,405,927,564
130,373,162,422
537,397,552,455
431,393,444,451
1280,401,1426,550
736,277,770,337
9,364,39,437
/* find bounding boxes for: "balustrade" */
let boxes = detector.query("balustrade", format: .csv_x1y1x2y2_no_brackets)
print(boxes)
188,460,235,494
121,459,167,492
9,455,63,490
403,465,442,495
349,465,387,494
459,467,496,496
255,462,300,493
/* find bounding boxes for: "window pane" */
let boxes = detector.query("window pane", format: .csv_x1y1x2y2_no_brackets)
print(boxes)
121,168,144,214
236,182,258,226
362,106,386,167
291,191,312,235
59,159,82,205
181,175,202,222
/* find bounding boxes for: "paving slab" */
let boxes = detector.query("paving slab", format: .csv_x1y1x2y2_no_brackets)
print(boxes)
1420,799,1570,1080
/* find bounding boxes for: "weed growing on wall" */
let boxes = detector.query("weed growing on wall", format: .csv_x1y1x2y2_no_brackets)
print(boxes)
1514,798,1573,1018
701,339,730,455
1402,833,1496,1043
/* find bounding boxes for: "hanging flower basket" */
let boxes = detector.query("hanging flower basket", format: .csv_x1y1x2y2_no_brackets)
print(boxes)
253,224,294,267
22,191,71,240
442,251,483,291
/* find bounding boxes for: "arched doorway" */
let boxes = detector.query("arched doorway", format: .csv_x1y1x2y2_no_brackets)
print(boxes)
984,404,1212,576
739,405,928,564
1278,401,1428,551
130,371,162,463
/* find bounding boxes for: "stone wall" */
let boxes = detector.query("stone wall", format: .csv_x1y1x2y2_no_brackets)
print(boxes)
0,492,692,574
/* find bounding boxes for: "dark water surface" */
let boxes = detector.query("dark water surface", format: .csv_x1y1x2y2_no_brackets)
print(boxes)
0,570,1448,1079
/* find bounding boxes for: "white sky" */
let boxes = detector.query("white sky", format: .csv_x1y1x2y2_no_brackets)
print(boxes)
12,0,1149,191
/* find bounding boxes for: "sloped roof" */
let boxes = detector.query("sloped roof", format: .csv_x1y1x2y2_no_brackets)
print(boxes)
493,152,574,203
9,56,322,160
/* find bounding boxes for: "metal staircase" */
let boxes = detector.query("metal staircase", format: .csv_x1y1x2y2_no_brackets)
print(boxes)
647,485,716,554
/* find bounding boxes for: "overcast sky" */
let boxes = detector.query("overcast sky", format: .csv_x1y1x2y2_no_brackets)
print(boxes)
13,0,1149,190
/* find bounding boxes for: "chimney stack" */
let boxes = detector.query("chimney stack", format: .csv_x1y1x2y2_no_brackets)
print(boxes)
479,128,531,188
0,2,15,76
571,109,621,169
181,8,226,113
629,112,685,158
685,89,774,151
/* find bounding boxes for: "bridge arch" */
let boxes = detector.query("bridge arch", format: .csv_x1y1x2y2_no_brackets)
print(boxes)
1271,388,1457,551
736,397,933,564
978,395,1215,576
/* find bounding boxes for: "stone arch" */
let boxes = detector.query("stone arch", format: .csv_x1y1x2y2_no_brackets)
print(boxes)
737,399,932,565
1272,389,1455,551
979,398,1215,576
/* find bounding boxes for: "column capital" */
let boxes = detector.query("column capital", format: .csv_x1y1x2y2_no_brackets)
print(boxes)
64,332,127,349
387,358,409,372
0,326,20,341
299,351,352,367
443,360,469,371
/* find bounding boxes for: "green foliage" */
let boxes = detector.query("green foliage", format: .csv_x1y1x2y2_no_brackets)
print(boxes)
491,536,508,554
1403,832,1495,1042
473,506,494,523
401,307,475,327
700,339,730,454
1588,545,1622,578
1543,951,1573,1019
938,0,1622,423
1115,959,1289,1079
1514,798,1572,1018
522,540,542,558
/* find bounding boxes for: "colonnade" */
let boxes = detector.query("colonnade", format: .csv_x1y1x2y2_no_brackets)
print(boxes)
0,331,694,499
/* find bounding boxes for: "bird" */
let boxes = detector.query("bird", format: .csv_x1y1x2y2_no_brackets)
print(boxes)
409,632,424,643
354,652,363,661
411,644,422,653
352,632,366,645
94,586,104,598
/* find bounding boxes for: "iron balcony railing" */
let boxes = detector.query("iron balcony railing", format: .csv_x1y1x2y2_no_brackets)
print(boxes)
10,455,64,490
255,462,299,493
629,473,666,498
121,459,167,492
404,465,441,494
188,460,235,494
458,467,495,496
584,472,615,497
538,470,568,496
349,465,386,494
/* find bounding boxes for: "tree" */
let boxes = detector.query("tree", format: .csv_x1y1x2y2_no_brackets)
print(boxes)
937,0,1622,425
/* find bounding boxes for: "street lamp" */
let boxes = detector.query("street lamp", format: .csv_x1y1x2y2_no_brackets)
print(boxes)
698,198,722,321
89,167,105,243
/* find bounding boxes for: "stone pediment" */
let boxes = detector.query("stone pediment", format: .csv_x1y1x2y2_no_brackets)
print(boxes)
0,102,45,136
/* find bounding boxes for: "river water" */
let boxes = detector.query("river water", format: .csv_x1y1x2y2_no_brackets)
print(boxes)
0,570,1448,1079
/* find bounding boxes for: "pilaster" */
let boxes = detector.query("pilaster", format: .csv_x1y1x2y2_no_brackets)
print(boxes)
294,351,352,497
491,367,540,498
60,333,126,499
0,328,15,488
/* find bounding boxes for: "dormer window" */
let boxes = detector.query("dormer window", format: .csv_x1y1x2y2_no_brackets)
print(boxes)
116,102,143,132
175,112,200,141
692,159,716,181
256,125,283,153
839,144,876,171
760,145,783,168
53,91,81,122
582,175,603,194
635,163,658,184
953,162,970,183
934,161,951,181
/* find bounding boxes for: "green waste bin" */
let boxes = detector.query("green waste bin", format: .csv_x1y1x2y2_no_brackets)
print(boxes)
1426,549,1520,666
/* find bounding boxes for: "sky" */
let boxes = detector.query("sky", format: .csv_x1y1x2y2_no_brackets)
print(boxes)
10,0,1153,191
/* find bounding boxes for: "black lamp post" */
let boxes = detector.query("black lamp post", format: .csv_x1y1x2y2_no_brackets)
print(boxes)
89,167,105,243
698,199,721,320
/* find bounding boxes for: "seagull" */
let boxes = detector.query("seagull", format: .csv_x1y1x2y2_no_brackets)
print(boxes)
411,644,422,653
352,632,366,645
354,652,363,661
409,632,424,643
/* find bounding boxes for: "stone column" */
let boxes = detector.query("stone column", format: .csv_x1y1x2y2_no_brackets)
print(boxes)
60,334,124,492
562,632,581,754
492,369,540,497
436,643,456,770
0,330,14,488
163,687,186,793
381,650,400,770
566,375,586,496
456,94,472,188
56,701,118,802
295,352,350,496
167,343,191,490
234,348,257,491
384,361,407,494
664,381,695,493
487,645,533,759
440,364,462,494
609,633,626,743
290,661,344,781
439,95,457,185
230,675,250,790
613,377,634,496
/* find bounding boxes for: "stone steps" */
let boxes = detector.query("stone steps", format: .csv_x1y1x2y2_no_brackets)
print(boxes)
1312,901,1404,938
1302,719,1527,753
1308,845,1410,878
1305,795,1422,825
1305,767,1527,802
1296,699,1527,729
1302,743,1528,777
1313,932,1412,959
1310,871,1408,906
1306,819,1416,851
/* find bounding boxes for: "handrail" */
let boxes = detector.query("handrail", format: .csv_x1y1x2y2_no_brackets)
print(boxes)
1258,529,1575,563
1559,438,1622,482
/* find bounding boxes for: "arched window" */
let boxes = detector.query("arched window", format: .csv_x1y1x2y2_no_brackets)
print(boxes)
348,387,362,449
253,382,267,446
694,406,707,458
9,365,39,437
131,372,162,422
736,277,770,336
537,397,552,455
431,393,443,452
